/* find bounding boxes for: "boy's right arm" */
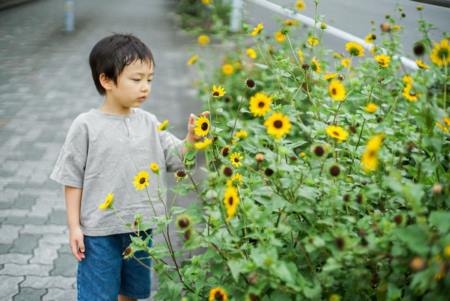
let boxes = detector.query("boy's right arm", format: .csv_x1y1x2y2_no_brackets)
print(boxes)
65,186,85,262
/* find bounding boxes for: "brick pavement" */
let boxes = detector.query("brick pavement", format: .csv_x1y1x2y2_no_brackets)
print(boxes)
0,0,203,300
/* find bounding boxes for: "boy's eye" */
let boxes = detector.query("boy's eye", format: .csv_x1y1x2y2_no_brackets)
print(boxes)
147,79,153,83
132,79,140,82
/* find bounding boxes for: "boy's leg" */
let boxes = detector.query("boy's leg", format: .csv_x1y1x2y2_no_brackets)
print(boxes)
77,234,122,301
119,230,153,300
118,294,137,301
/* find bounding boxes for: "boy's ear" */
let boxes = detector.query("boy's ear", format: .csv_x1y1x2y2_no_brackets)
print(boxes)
99,73,114,91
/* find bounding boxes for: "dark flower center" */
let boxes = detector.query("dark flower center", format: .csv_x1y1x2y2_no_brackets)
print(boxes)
438,48,448,59
368,150,376,158
214,292,224,301
201,122,209,131
274,120,283,129
213,91,219,96
234,157,239,163
258,101,265,108
331,88,337,95
139,177,146,184
333,131,339,136
350,47,359,56
228,197,234,206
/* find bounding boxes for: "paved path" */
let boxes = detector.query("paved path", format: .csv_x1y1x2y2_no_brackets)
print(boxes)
0,0,201,300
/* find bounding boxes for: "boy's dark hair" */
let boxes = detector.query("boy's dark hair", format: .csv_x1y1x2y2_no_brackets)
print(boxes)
89,33,155,95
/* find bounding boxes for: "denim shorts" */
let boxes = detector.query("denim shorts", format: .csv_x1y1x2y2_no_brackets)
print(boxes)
77,230,152,300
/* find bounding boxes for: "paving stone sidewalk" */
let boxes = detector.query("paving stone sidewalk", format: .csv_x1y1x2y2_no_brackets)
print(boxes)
0,0,203,300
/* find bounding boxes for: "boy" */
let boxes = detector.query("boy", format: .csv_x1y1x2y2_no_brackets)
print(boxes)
50,34,206,301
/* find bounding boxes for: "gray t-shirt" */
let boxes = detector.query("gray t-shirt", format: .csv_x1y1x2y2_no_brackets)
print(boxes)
50,108,185,236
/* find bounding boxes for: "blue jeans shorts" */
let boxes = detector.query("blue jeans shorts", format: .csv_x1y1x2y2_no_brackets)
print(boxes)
77,230,153,300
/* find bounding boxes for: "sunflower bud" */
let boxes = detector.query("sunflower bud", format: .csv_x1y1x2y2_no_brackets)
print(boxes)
380,22,391,32
221,146,230,157
184,229,192,241
413,42,425,56
175,169,187,181
177,214,191,229
223,166,233,177
393,214,403,225
264,168,274,177
416,5,423,11
255,153,265,162
329,165,341,177
432,183,443,195
246,79,256,88
343,194,350,202
301,63,310,70
313,145,325,157
410,256,426,271
356,193,363,204
247,272,258,285
335,237,345,250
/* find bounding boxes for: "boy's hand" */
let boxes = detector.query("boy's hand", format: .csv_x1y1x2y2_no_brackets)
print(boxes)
69,226,85,261
186,111,210,144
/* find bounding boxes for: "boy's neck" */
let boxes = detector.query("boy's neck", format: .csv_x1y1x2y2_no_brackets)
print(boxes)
99,97,132,116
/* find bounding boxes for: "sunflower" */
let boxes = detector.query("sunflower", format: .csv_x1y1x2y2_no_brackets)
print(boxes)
223,186,240,221
250,23,264,36
194,116,210,137
416,59,430,69
264,112,292,140
222,64,234,76
249,92,272,117
230,152,243,168
227,173,243,187
365,103,378,113
375,54,391,68
324,73,338,81
201,0,212,5
274,31,286,43
149,163,159,174
295,0,305,11
345,41,365,57
361,134,384,172
364,33,376,44
197,34,210,46
430,39,449,66
284,19,299,26
435,121,449,133
297,49,304,63
311,57,321,73
307,36,319,47
341,57,351,68
326,125,349,142
98,193,114,210
133,171,149,190
328,80,346,101
234,130,248,139
246,48,257,59
187,54,198,65
194,138,212,150
211,85,225,97
402,84,418,102
157,119,169,132
402,75,413,85
209,287,229,301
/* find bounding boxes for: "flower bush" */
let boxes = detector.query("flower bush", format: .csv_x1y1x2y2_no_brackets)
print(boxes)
105,1,450,300
175,0,231,36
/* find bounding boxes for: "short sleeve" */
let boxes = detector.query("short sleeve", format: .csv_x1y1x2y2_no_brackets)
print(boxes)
155,118,185,172
50,115,88,188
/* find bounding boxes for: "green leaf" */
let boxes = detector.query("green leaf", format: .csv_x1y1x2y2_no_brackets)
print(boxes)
429,211,450,233
227,259,243,282
395,225,429,256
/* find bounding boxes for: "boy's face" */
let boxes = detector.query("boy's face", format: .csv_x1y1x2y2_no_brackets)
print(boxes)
104,59,153,108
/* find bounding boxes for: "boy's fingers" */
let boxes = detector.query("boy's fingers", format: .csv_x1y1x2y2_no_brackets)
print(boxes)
79,239,85,253
70,240,81,261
